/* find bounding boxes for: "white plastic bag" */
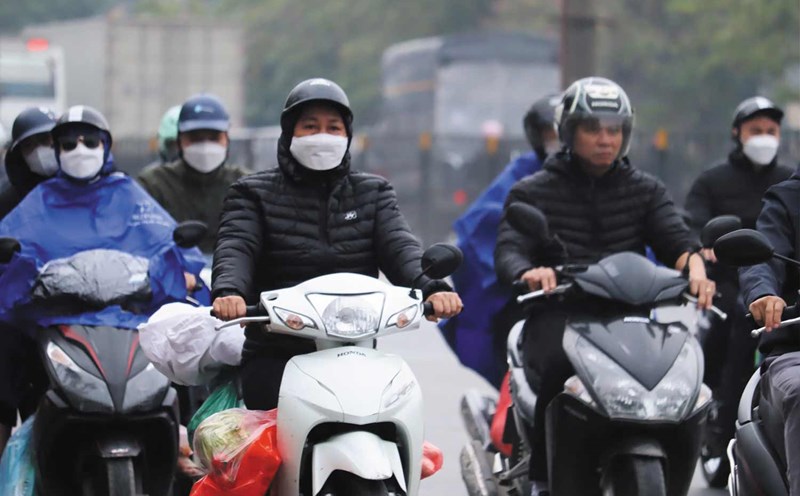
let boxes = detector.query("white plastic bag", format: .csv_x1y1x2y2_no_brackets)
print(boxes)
138,302,245,385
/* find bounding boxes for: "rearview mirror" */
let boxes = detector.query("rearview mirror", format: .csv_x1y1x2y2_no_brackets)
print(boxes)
507,203,549,240
173,221,208,249
701,215,742,248
0,237,20,264
714,229,774,267
421,243,463,279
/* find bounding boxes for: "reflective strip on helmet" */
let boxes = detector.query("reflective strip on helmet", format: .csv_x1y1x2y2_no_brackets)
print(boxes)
68,105,84,122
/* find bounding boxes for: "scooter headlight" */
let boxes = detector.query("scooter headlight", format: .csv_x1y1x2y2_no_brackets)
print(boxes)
574,337,699,422
46,342,114,413
122,363,170,413
308,293,384,339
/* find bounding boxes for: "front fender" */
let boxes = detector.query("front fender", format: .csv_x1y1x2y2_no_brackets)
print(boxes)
312,431,406,495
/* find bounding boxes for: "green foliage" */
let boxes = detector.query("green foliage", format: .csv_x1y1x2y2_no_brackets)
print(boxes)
604,0,800,131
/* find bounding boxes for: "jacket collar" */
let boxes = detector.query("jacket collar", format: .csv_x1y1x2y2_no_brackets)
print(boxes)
544,151,630,184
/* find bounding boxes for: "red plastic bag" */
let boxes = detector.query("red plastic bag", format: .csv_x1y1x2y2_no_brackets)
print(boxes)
421,441,444,479
490,372,513,457
190,408,281,496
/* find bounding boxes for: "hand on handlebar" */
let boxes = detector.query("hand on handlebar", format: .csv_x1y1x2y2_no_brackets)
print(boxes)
749,295,787,332
212,295,247,321
425,291,463,322
701,248,717,264
520,267,557,293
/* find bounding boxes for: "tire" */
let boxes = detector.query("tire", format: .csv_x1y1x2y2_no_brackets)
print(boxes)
319,471,391,496
601,456,666,496
460,440,501,496
701,444,731,488
105,458,136,496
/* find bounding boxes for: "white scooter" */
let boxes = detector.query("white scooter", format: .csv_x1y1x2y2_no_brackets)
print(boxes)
216,244,462,496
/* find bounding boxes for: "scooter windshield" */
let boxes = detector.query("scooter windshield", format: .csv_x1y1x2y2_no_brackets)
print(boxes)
32,249,151,308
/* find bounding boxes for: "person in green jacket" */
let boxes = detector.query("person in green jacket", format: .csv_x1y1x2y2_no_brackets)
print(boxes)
138,94,246,253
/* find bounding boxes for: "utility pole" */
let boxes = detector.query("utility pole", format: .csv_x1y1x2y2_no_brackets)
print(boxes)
560,0,599,89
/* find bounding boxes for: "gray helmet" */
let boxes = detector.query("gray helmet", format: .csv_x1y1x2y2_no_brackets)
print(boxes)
523,93,560,154
555,77,634,158
51,105,112,148
732,96,783,129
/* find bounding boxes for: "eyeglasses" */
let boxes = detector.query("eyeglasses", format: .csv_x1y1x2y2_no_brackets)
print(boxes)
59,135,102,151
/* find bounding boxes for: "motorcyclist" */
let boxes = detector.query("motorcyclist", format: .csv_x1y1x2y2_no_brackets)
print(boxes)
740,171,800,495
211,78,463,411
441,93,561,388
0,105,206,456
685,96,794,461
0,108,59,219
494,77,714,495
0,108,59,454
138,94,246,253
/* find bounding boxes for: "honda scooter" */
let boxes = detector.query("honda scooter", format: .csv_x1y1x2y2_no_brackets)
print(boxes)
460,204,718,496
215,243,462,496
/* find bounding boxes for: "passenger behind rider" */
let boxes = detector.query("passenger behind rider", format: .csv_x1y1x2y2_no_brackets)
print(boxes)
0,105,205,457
494,77,715,496
138,94,246,254
740,168,800,495
0,107,59,455
685,96,794,458
440,93,561,388
211,78,462,411
0,108,59,219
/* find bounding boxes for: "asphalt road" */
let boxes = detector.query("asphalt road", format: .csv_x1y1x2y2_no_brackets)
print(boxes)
379,320,727,496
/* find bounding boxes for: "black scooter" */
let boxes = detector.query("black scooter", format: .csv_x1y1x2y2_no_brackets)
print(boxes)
460,205,720,496
714,228,800,496
0,221,206,496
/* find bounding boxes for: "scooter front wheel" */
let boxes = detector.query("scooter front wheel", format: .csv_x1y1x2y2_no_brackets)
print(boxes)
600,456,666,496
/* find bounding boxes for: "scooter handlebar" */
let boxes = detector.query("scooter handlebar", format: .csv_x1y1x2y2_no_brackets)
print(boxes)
750,304,800,337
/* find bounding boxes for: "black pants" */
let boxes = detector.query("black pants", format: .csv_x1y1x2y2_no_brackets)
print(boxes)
761,351,800,495
521,307,572,482
240,345,315,410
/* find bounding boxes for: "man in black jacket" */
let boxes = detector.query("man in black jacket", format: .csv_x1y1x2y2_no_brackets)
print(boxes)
685,96,794,459
740,174,800,495
494,77,715,494
212,78,462,410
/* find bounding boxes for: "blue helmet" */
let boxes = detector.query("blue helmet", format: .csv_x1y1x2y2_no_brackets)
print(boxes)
178,94,230,133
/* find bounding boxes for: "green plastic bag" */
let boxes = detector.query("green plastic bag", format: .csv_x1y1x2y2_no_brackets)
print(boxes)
188,380,243,444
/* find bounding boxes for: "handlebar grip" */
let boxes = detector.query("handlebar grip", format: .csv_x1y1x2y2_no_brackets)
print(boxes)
512,280,530,295
245,305,263,317
423,302,434,317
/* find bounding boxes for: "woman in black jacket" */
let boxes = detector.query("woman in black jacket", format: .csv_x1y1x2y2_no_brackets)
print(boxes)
211,78,462,410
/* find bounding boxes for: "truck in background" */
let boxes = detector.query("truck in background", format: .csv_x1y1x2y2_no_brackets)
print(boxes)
21,15,245,147
0,37,66,134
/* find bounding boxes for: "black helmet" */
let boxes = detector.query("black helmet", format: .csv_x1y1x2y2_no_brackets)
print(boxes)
523,93,560,153
555,77,634,158
732,96,784,129
280,78,353,136
51,105,112,147
178,94,230,133
8,107,57,155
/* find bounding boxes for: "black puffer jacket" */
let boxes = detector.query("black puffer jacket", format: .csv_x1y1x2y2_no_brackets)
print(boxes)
213,138,449,357
495,153,696,284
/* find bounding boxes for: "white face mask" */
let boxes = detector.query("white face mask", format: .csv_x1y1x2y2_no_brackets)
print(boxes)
743,134,779,166
59,143,105,180
23,145,59,177
290,133,348,171
183,142,227,173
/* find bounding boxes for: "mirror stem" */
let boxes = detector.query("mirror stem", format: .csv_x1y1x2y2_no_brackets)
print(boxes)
409,267,431,299
774,253,800,268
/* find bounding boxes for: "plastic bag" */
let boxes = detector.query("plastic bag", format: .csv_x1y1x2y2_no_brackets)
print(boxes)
138,302,245,385
0,416,36,496
190,408,281,496
32,249,151,308
421,441,444,479
188,380,243,444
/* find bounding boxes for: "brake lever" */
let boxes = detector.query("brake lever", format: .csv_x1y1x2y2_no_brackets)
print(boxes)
682,293,728,321
751,316,800,337
516,283,572,304
215,316,270,331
